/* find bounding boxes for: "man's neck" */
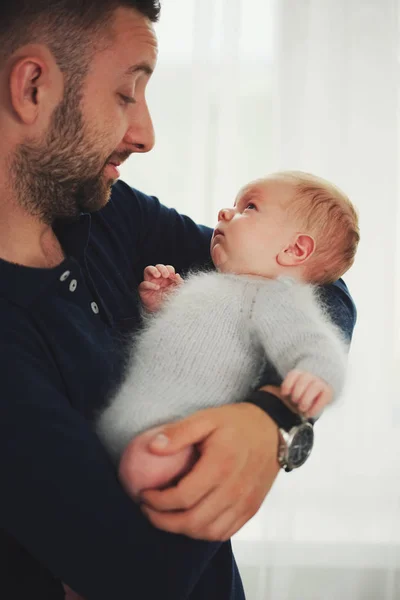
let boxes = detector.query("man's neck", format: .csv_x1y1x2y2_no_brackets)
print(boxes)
0,201,65,269
38,231,66,268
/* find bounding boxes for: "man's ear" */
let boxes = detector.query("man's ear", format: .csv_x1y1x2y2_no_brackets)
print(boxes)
8,46,62,125
277,234,315,267
9,58,44,124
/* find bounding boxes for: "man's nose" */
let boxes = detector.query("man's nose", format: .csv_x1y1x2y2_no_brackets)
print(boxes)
218,207,234,221
123,102,155,153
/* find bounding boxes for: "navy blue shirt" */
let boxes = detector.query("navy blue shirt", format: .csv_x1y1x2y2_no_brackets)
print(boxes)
0,181,356,599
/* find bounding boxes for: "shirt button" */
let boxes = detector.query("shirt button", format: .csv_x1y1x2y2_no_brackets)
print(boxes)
69,279,78,292
91,302,99,314
60,270,70,282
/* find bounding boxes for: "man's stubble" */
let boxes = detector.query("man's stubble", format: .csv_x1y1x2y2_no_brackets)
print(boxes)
10,81,114,225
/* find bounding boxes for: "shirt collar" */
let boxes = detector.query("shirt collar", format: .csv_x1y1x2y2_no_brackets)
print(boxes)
0,213,91,308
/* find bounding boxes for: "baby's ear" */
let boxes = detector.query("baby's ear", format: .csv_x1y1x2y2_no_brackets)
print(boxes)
277,234,315,266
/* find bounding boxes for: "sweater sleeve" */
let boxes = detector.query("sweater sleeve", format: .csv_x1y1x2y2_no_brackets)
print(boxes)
0,318,221,600
250,278,348,398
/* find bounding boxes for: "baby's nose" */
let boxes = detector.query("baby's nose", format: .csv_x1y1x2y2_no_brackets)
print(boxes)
218,208,233,221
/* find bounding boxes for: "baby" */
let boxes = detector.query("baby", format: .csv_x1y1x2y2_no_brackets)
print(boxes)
96,170,360,499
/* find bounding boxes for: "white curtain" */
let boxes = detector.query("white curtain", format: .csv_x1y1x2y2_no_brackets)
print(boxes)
120,1,400,598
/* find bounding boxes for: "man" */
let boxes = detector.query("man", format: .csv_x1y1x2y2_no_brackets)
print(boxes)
0,1,356,599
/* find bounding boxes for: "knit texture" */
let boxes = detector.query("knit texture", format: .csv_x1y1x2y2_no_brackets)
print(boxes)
97,273,348,459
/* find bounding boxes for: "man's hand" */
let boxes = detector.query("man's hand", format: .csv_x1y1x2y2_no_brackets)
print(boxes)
139,264,183,312
281,369,333,418
138,402,280,541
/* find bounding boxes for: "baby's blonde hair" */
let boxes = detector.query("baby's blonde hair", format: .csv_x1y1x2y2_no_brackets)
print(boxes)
273,171,360,284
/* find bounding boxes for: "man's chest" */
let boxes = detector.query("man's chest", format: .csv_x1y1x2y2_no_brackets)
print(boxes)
32,256,143,421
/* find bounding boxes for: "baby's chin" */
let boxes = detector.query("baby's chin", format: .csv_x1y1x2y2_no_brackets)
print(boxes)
211,246,241,273
210,243,228,270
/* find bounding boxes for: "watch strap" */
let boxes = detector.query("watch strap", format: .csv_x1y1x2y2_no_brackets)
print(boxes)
244,390,305,431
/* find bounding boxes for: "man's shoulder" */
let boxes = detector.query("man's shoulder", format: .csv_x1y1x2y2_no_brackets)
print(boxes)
318,278,357,340
102,181,159,223
92,181,176,256
108,180,148,205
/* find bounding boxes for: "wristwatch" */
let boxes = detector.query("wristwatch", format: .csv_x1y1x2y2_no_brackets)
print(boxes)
244,390,314,472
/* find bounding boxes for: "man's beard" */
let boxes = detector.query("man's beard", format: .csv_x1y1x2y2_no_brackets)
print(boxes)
10,84,115,225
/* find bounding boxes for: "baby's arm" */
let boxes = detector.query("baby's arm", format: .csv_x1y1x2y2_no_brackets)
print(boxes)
139,264,183,312
251,278,348,418
99,264,188,496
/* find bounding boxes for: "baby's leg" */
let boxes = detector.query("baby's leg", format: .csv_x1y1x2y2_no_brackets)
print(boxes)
119,426,198,499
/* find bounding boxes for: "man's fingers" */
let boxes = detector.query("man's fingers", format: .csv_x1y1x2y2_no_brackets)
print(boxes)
139,403,281,541
148,410,218,454
142,474,232,538
141,440,229,512
141,459,258,541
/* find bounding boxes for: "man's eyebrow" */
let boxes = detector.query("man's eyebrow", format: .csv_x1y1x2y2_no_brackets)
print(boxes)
123,62,154,77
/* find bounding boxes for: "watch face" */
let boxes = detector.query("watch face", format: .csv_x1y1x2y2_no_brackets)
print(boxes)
288,424,314,468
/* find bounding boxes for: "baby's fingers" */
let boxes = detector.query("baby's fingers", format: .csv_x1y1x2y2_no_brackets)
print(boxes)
306,396,325,419
298,382,323,414
144,265,162,281
156,264,173,278
281,370,302,397
283,371,314,404
306,388,333,418
165,265,176,277
139,281,160,292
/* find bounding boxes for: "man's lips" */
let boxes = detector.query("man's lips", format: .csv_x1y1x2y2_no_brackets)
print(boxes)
213,228,224,238
106,160,122,177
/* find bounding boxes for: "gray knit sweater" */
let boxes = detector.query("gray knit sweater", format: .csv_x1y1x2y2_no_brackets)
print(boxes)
97,273,347,460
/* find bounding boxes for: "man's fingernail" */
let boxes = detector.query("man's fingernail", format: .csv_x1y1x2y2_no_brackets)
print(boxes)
152,433,169,448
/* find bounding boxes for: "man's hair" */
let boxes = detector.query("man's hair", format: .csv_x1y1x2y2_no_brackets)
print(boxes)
275,171,360,284
0,1,160,85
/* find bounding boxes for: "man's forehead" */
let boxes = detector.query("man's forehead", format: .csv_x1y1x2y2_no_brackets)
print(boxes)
109,7,158,68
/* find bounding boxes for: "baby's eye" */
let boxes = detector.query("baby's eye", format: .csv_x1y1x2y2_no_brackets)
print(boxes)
244,203,256,210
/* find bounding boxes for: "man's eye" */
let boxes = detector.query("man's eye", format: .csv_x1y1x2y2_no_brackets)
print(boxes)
119,94,136,105
244,203,256,210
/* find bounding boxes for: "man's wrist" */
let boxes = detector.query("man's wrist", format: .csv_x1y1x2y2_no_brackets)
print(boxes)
244,388,315,472
244,388,304,431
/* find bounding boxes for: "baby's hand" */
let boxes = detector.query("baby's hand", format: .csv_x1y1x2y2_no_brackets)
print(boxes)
281,369,333,418
139,264,183,312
